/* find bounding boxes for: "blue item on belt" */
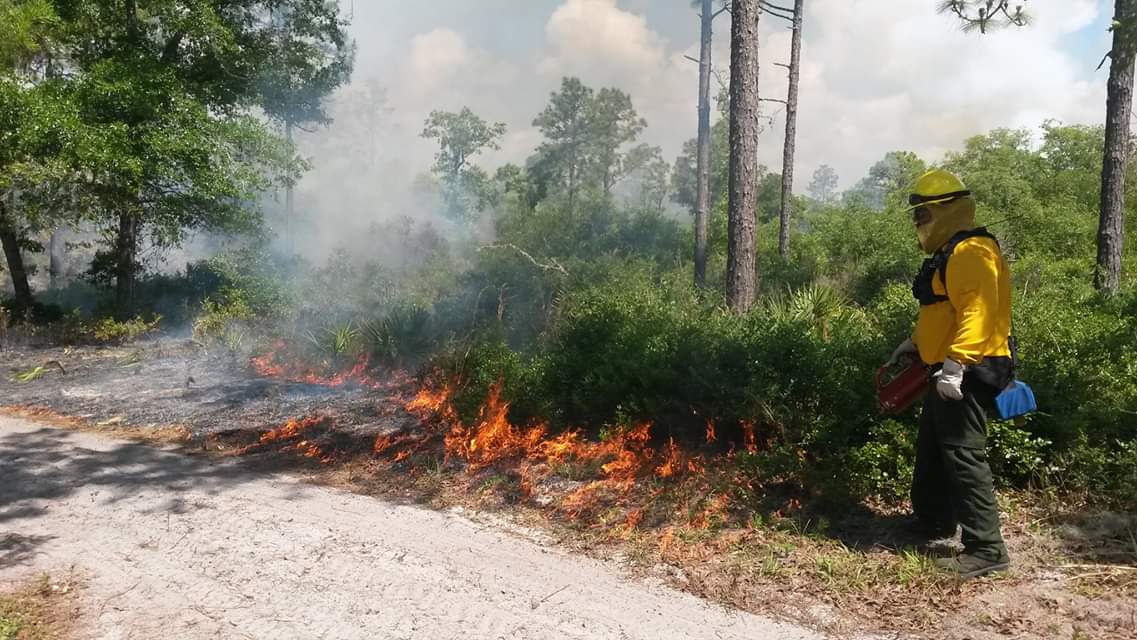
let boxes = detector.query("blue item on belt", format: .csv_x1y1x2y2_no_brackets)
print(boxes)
996,381,1037,420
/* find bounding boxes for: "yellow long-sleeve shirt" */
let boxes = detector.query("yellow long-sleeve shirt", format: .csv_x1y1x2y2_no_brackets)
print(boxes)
913,235,1012,366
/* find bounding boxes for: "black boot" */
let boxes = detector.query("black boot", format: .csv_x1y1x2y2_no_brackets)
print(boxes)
935,552,1010,579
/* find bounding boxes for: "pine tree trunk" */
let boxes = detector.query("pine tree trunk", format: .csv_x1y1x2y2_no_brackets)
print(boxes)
778,0,805,260
0,197,33,310
727,0,760,313
285,119,295,254
694,0,714,288
1096,0,1136,295
49,228,63,286
568,161,577,212
114,211,137,311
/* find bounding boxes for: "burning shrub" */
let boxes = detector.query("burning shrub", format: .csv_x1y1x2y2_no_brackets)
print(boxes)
430,336,544,426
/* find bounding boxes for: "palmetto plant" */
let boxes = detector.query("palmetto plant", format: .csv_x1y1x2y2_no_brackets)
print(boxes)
367,305,433,367
764,283,860,338
305,321,360,360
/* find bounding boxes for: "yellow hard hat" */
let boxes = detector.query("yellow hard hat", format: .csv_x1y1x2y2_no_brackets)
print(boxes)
906,169,971,211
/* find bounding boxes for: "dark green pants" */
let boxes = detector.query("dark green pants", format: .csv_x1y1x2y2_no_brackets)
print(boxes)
911,381,1008,561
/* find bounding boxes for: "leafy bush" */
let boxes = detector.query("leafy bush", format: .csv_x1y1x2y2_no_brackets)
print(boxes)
846,420,916,502
0,297,64,324
1052,438,1137,508
89,315,161,343
192,297,254,345
57,313,161,344
986,419,1052,486
519,272,894,501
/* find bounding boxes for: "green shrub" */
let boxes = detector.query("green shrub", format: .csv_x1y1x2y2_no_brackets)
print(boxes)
0,298,64,325
192,297,254,345
1051,438,1137,507
986,419,1052,486
846,420,916,502
538,273,886,486
58,313,161,345
90,315,161,343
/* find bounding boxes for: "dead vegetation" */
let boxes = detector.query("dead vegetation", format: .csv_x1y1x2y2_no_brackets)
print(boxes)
0,573,81,640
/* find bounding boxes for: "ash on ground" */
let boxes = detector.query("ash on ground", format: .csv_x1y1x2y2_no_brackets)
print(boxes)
0,340,416,440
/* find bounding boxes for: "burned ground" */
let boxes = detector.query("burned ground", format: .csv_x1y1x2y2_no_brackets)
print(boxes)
0,340,416,443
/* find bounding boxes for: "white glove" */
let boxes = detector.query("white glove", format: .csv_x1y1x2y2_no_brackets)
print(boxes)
935,358,965,401
887,338,918,367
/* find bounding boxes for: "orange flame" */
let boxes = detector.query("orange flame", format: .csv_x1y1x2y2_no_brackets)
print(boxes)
405,385,452,414
689,493,732,529
655,438,681,478
686,455,706,475
705,419,716,444
251,416,334,463
444,385,549,469
251,341,400,391
741,420,758,454
372,380,736,533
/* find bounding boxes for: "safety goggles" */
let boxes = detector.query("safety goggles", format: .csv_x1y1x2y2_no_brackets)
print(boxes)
905,190,971,211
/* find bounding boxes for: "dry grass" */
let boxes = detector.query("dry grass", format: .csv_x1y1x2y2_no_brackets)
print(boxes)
0,406,193,446
0,573,81,640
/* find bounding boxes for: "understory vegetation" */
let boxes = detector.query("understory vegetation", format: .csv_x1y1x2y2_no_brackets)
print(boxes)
11,122,1132,510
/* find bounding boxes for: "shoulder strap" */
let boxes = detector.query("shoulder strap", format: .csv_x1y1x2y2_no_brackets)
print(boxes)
936,227,999,291
935,227,1018,371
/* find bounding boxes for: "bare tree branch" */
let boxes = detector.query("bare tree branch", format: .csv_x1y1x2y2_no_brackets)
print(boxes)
759,1,794,22
477,243,569,276
1098,50,1113,72
760,0,794,12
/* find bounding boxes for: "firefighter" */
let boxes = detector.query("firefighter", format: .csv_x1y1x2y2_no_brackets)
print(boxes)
886,169,1013,578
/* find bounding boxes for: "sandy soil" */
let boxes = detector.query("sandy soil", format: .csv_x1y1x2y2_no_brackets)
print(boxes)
0,414,839,640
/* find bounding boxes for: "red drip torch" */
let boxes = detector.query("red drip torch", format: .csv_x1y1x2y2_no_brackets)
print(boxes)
875,355,929,415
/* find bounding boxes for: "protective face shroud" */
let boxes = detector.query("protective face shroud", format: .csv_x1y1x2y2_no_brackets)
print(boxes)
917,196,976,254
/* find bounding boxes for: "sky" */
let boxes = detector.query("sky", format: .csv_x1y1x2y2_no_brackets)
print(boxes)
286,0,1114,255
326,0,1112,190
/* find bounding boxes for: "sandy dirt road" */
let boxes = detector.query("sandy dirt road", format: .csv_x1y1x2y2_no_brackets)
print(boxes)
0,415,830,640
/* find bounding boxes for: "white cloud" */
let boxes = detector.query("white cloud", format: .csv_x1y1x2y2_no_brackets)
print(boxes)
536,0,701,165
403,28,474,97
539,0,668,81
766,0,1106,189
291,0,1111,258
